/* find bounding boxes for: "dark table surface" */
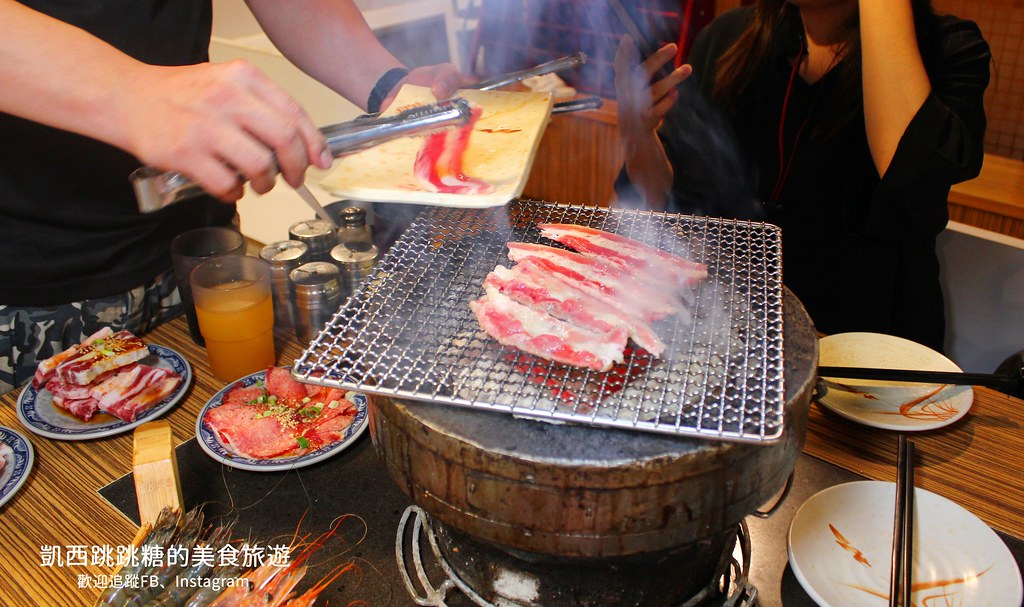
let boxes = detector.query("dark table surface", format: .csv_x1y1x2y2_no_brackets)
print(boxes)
99,432,1023,607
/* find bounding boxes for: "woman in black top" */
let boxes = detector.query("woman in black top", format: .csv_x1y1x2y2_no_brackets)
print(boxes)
614,0,990,351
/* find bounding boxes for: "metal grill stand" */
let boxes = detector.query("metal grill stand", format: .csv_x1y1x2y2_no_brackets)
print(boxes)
294,200,785,444
396,506,759,607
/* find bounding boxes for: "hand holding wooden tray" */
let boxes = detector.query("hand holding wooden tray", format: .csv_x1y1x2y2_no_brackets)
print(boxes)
320,85,553,208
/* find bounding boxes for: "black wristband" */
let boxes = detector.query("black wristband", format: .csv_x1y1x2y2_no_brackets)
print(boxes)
367,67,410,114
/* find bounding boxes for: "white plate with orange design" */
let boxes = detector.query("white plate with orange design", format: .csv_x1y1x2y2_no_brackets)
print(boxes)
817,332,974,431
788,481,1022,607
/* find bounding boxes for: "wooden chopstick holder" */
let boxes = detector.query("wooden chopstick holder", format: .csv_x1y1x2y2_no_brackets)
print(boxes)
103,421,183,594
132,420,183,528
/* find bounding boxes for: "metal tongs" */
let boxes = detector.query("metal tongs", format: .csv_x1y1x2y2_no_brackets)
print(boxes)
131,97,473,212
467,52,587,91
464,52,601,115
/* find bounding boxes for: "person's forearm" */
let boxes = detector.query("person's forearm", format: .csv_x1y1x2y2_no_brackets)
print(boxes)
0,1,146,151
245,0,404,111
622,132,673,211
859,0,931,177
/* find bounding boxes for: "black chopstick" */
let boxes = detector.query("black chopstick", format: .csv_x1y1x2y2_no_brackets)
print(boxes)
889,435,915,607
818,365,1017,389
902,439,915,606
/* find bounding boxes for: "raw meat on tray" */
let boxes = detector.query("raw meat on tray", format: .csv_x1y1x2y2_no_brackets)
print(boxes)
471,224,707,371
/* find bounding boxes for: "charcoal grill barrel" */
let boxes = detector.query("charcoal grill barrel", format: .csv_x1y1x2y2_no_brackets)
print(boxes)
369,289,817,560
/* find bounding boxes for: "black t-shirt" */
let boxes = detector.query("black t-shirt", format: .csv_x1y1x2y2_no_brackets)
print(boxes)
0,0,235,306
617,8,990,350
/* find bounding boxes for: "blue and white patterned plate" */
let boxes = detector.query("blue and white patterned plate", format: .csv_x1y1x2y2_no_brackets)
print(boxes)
16,345,191,440
195,369,369,472
0,426,34,508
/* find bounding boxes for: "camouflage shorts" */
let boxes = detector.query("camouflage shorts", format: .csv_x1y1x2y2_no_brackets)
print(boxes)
0,269,182,396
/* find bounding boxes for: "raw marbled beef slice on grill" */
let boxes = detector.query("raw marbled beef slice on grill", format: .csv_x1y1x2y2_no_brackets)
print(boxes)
506,242,683,321
470,286,628,371
537,223,708,288
484,262,666,356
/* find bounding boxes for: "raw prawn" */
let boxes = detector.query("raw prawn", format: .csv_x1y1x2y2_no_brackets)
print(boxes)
140,522,236,606
206,515,348,607
96,507,204,607
282,563,355,607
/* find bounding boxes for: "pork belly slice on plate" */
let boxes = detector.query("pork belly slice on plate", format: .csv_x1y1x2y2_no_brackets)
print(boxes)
506,242,683,321
537,223,708,288
485,261,666,356
32,327,113,389
470,285,628,372
55,330,149,386
46,376,102,421
89,363,182,422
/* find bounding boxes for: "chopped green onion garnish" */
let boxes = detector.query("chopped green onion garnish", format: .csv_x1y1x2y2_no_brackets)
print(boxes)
296,437,309,449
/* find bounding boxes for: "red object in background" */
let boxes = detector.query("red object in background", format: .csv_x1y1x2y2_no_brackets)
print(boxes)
472,0,716,99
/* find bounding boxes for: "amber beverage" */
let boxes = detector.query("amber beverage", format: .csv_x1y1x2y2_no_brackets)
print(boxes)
191,256,275,382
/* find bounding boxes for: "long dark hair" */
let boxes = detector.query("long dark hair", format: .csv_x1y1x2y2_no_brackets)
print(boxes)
711,0,936,142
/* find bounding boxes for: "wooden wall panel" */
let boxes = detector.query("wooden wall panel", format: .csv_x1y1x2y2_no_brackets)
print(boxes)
522,99,623,207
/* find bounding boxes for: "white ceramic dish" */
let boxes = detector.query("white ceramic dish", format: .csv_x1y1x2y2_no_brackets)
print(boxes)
0,426,34,508
16,344,191,440
320,85,553,208
196,369,369,472
817,332,973,431
788,480,1022,607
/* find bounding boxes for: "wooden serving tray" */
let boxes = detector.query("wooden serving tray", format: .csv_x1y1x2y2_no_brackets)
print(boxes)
320,85,553,208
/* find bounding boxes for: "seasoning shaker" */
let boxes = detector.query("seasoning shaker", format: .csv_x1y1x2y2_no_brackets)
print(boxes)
330,241,379,300
288,219,337,263
259,240,308,329
336,206,374,245
289,261,343,344
331,206,379,299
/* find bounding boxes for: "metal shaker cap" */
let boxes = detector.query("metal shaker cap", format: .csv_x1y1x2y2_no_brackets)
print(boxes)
339,206,367,228
259,240,308,265
290,261,342,301
330,241,378,266
288,219,337,262
289,219,336,240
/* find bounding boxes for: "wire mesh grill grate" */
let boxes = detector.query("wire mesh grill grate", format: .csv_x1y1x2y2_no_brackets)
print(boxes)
292,199,785,443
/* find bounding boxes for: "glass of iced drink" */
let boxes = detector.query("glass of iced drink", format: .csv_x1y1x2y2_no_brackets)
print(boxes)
170,227,246,345
190,255,275,381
